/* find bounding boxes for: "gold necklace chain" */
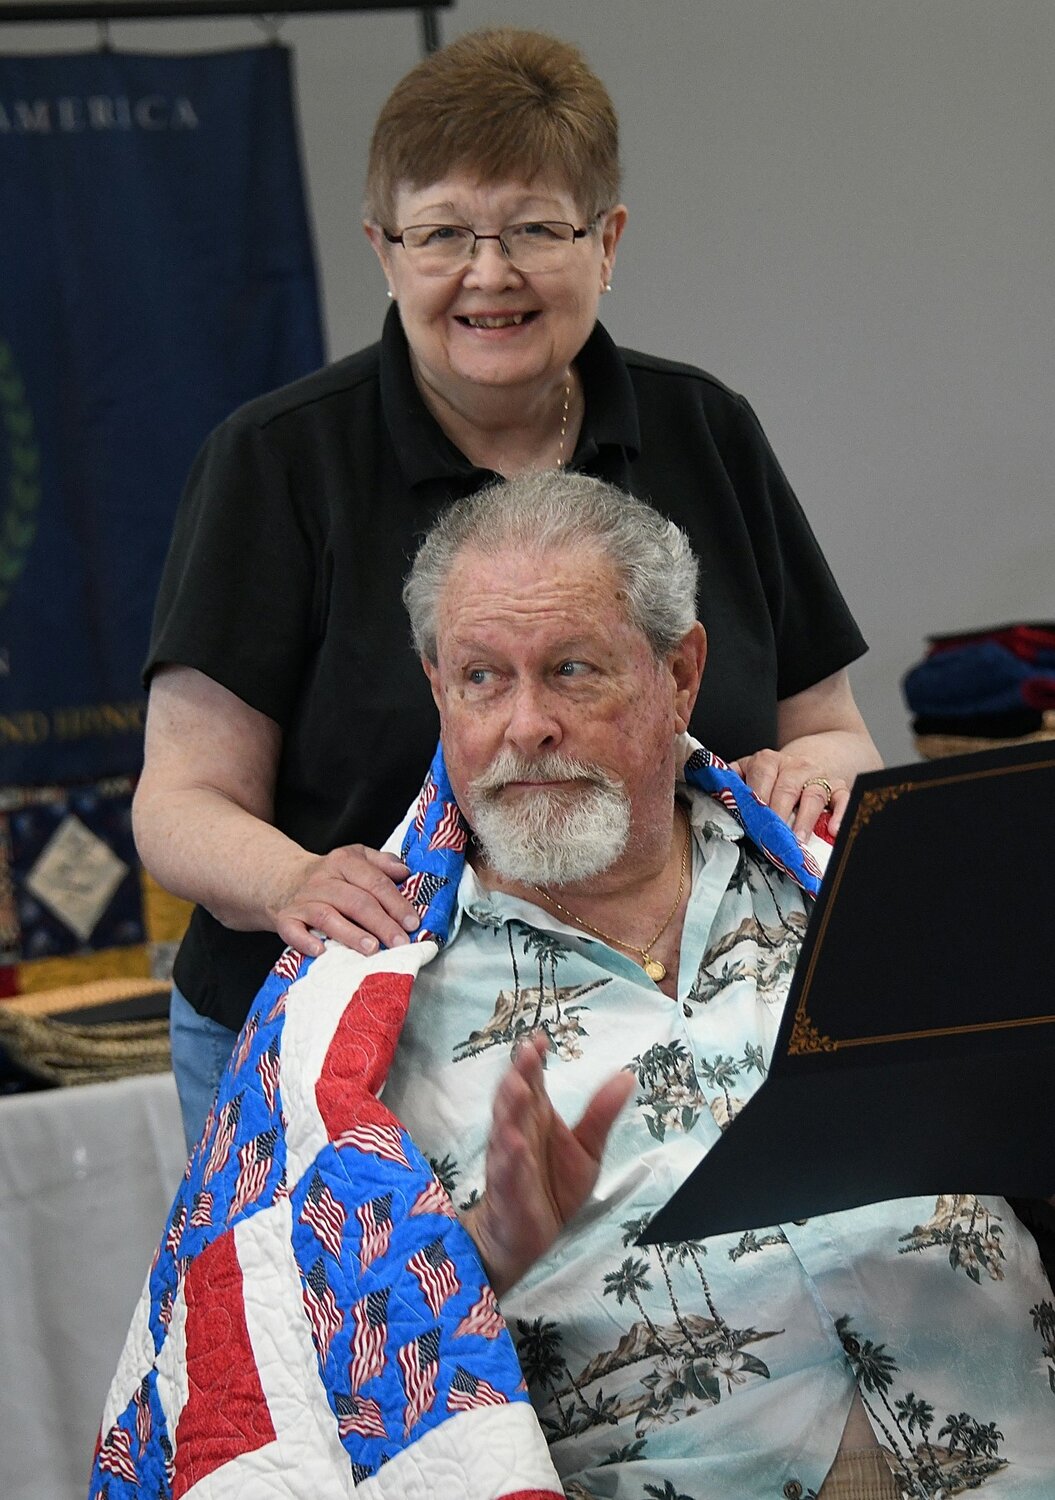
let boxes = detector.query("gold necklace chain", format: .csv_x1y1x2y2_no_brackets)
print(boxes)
556,376,572,469
534,809,691,983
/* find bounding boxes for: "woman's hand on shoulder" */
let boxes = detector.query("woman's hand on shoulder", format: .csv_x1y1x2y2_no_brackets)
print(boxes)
732,668,883,839
731,747,851,841
135,667,420,950
270,844,420,958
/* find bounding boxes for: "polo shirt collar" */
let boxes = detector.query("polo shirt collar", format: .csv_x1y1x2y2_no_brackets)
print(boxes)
378,306,641,491
379,306,481,490
574,317,641,459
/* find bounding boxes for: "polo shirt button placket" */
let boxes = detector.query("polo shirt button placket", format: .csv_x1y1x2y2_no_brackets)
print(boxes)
782,1482,804,1500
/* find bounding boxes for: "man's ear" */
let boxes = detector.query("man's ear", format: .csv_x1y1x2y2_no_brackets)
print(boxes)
422,655,443,712
669,623,707,733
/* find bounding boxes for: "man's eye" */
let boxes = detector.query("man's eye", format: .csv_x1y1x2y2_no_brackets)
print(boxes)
467,668,494,685
556,660,589,677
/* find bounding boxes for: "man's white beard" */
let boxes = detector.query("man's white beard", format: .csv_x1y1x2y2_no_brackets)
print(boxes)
467,748,631,887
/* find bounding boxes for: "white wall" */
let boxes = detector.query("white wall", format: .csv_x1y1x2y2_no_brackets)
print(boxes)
4,0,1053,765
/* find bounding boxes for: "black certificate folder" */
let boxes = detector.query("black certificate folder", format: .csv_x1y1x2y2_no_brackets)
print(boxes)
640,738,1055,1245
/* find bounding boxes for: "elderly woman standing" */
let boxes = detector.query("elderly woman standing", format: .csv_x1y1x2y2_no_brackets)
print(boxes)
135,28,881,1148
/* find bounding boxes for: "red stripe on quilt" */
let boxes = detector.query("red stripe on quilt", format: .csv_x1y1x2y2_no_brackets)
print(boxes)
172,1231,276,1497
501,1491,566,1499
315,969,415,1131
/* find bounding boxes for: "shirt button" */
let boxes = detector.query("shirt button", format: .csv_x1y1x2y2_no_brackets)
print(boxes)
783,1483,803,1500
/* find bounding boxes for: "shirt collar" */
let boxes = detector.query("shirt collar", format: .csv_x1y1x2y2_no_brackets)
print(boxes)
379,305,483,491
378,307,641,492
573,318,641,459
456,783,743,936
397,738,822,953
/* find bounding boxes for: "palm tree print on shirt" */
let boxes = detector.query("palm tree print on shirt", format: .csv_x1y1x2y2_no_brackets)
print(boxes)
452,919,609,1062
1031,1299,1055,1395
426,1153,459,1198
603,1256,677,1361
836,1314,1007,1494
696,1042,767,1129
727,1227,789,1260
513,1228,782,1444
515,1316,582,1441
629,1040,706,1141
643,1483,698,1500
897,1195,1006,1283
530,1223,781,1440
688,850,807,1009
634,1228,776,1418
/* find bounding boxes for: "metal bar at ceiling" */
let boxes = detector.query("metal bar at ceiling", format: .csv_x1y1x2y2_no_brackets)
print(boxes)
0,0,449,24
418,4,438,53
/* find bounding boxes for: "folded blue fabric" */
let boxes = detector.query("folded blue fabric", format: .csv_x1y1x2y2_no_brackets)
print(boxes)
903,642,1055,716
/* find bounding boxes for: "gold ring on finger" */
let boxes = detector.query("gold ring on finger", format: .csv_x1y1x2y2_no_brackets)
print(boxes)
801,776,834,806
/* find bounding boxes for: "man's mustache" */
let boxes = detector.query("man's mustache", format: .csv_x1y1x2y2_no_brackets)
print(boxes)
471,749,622,797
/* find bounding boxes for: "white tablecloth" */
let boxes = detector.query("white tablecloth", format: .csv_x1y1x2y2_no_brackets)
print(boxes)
0,1073,186,1500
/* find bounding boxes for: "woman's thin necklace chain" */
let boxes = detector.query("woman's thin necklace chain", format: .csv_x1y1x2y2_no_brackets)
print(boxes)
533,809,691,983
556,377,571,469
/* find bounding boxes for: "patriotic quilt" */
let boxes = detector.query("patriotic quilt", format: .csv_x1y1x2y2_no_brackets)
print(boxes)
89,742,821,1499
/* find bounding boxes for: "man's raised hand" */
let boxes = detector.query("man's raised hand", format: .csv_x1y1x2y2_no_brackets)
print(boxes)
461,1032,635,1296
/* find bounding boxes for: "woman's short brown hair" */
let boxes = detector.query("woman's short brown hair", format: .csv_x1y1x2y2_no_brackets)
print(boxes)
364,28,621,227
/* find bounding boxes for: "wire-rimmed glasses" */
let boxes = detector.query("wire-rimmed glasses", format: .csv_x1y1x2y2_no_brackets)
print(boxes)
382,220,594,276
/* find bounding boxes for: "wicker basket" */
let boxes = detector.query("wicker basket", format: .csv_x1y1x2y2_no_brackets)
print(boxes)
914,727,1055,760
0,978,170,1087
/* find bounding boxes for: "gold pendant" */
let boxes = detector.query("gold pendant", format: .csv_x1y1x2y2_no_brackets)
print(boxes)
643,955,666,982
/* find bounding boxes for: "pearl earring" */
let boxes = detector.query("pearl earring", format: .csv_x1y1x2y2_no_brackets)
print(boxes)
603,281,613,293
386,289,394,300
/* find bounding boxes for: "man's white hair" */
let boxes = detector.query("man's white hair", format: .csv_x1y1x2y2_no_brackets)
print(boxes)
403,471,699,664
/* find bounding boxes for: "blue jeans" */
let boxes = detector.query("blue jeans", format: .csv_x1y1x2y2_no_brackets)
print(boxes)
169,985,238,1154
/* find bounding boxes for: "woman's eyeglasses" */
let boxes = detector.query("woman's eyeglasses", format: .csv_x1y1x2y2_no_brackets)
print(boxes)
382,220,594,276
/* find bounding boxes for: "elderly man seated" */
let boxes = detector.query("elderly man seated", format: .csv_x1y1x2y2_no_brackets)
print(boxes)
92,474,1055,1500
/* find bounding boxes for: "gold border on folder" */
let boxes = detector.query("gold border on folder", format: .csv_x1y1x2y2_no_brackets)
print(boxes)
788,756,1055,1056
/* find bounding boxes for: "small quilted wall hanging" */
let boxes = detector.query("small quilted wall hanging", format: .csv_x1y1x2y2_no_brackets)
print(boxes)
0,774,191,999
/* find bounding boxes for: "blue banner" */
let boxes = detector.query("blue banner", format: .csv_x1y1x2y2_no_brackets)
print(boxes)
0,46,324,785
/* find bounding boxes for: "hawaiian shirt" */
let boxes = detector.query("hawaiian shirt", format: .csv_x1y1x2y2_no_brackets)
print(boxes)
381,786,1055,1500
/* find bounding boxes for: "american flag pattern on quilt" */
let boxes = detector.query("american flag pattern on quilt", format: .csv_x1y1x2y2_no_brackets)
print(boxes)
89,740,821,1499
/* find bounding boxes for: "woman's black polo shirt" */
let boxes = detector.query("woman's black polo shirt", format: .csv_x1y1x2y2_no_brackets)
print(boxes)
147,309,865,1029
